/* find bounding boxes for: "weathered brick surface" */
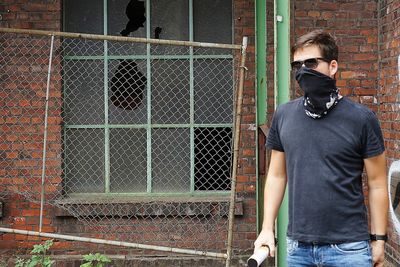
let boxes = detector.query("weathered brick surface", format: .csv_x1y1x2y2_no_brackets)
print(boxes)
0,0,60,30
378,0,400,265
233,0,258,255
292,0,379,111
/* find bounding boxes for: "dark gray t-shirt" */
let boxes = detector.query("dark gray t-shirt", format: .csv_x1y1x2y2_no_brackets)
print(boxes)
266,97,385,243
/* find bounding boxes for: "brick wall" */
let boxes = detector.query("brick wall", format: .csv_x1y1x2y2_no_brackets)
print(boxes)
0,0,60,30
233,0,258,255
292,0,379,108
0,0,63,253
0,0,258,263
378,0,400,265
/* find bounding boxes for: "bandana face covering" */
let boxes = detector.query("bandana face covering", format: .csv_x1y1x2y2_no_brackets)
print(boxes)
295,67,342,119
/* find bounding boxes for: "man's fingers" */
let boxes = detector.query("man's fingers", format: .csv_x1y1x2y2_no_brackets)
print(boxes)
269,245,275,257
253,242,276,257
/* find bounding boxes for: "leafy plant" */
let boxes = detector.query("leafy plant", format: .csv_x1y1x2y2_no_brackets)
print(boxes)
14,240,111,267
80,253,111,267
15,240,55,267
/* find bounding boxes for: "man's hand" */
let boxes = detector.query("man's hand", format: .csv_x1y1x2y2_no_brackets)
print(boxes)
371,240,385,267
254,229,276,257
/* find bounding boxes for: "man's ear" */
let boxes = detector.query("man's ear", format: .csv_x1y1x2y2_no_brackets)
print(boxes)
329,60,338,78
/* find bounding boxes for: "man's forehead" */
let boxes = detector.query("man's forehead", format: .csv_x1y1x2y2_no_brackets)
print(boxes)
293,45,323,60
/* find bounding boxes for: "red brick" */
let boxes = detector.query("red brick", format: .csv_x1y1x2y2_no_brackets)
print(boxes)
295,10,307,17
21,209,41,217
316,2,337,10
23,3,47,12
353,53,375,61
307,11,320,18
355,88,377,96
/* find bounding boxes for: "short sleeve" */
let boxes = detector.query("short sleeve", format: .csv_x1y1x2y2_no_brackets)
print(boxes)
266,108,284,152
361,111,385,158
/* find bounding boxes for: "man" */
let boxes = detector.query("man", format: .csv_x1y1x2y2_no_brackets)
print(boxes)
254,30,388,267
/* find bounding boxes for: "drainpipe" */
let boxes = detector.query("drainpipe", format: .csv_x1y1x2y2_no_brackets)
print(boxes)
275,0,290,266
255,0,267,235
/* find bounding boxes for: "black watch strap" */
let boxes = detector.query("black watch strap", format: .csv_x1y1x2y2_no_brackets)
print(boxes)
370,234,388,242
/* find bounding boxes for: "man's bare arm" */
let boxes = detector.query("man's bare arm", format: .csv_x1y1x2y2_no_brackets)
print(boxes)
365,152,388,267
254,149,287,256
262,150,287,230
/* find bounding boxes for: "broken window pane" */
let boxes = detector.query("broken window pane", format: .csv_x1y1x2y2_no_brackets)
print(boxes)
108,60,148,124
108,0,147,55
109,60,146,110
150,0,189,41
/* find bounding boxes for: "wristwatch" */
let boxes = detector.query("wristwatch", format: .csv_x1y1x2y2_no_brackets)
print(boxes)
370,234,388,242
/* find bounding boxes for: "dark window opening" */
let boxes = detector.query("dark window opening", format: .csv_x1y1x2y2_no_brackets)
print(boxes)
195,128,232,191
110,59,146,110
120,0,146,36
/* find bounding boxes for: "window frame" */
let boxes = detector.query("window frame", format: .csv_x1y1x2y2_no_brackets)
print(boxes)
62,0,235,197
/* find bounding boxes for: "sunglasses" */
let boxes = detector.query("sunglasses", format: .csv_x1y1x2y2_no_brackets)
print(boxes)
290,57,331,71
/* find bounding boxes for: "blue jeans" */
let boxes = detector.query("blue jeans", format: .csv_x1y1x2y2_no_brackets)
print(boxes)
287,237,372,267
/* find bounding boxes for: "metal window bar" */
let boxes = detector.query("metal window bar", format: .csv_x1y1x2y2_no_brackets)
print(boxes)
0,27,247,266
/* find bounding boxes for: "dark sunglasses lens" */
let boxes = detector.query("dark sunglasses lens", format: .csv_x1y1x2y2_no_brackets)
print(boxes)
291,61,302,70
304,58,319,69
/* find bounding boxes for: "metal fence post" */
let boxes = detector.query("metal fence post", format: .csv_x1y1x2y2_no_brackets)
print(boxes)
39,34,55,232
225,36,248,267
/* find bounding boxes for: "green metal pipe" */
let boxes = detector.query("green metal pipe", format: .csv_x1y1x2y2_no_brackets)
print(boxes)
275,0,290,266
255,0,267,235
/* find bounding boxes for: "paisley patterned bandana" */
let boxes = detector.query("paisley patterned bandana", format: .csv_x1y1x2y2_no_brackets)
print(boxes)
295,67,342,119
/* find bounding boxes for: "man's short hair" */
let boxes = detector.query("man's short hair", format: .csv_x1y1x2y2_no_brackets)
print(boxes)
291,30,338,61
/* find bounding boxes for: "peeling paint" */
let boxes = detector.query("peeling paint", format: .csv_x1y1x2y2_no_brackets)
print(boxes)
398,54,400,83
388,161,400,233
247,124,257,131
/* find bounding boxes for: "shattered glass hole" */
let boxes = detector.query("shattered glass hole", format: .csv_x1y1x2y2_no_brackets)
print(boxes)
110,60,146,110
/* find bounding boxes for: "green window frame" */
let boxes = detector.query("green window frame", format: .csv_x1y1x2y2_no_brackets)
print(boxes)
62,0,234,197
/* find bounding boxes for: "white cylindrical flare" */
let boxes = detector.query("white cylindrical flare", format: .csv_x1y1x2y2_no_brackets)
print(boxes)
247,246,270,267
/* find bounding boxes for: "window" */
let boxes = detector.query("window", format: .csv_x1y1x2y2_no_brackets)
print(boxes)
63,0,234,195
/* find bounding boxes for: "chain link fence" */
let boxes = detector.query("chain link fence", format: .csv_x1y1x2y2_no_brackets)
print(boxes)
0,28,246,262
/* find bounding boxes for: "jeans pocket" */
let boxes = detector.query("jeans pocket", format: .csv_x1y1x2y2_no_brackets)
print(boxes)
332,241,370,254
286,237,299,255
